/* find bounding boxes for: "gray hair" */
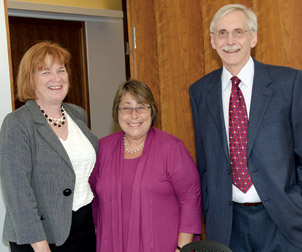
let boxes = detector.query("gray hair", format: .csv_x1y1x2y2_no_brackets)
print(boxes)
210,4,257,33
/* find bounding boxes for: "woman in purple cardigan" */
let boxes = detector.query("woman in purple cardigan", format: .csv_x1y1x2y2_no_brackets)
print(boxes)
89,80,202,252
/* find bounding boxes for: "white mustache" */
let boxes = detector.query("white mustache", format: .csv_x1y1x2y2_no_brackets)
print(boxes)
222,46,241,52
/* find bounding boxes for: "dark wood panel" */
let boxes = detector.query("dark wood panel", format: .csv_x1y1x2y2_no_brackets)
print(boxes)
9,16,91,126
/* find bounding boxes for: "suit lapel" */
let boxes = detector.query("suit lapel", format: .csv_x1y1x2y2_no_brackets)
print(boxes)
206,70,230,160
247,60,273,158
26,100,73,168
37,124,73,167
206,61,273,161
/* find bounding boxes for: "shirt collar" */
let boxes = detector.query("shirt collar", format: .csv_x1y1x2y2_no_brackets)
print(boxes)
222,57,255,91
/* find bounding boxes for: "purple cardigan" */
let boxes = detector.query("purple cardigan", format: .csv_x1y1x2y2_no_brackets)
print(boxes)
89,127,202,252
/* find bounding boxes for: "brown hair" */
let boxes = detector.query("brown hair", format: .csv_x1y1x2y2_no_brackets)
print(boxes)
17,41,71,102
112,79,158,126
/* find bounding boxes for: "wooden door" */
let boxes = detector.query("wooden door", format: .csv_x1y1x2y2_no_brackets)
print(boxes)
9,16,91,126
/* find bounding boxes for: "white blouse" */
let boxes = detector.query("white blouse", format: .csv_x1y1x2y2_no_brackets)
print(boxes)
60,113,96,211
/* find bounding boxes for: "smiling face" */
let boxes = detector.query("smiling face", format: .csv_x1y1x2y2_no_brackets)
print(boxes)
211,10,257,75
34,55,69,107
118,92,152,141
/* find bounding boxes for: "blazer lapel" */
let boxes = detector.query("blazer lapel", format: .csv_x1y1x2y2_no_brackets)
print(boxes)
206,70,229,160
26,100,73,168
247,60,273,158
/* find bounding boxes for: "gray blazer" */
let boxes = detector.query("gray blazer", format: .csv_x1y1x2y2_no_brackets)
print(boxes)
190,59,302,248
0,100,98,246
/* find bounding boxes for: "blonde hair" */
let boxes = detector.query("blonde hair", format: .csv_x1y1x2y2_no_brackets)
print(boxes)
17,41,71,102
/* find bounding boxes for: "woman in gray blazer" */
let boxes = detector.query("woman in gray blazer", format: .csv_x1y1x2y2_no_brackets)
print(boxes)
0,42,98,252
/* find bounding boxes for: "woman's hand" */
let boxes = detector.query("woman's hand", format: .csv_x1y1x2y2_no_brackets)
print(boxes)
175,232,194,252
31,240,51,252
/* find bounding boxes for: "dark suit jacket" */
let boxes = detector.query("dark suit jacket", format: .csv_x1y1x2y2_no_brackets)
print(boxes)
189,59,302,248
0,100,98,246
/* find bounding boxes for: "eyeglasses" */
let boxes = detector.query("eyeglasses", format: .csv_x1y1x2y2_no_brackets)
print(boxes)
211,28,250,40
118,106,151,114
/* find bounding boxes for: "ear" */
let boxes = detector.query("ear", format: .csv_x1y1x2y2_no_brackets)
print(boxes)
250,31,257,48
210,34,217,49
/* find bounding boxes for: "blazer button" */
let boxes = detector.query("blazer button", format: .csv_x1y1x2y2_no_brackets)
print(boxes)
63,188,72,196
228,201,232,206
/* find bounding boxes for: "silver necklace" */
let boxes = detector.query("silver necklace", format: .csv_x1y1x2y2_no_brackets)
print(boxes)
124,135,144,154
40,106,66,127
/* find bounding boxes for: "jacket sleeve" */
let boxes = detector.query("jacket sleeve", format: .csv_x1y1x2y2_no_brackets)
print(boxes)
0,114,47,244
169,140,202,234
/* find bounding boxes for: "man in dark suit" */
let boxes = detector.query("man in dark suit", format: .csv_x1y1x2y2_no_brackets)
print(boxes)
189,4,302,252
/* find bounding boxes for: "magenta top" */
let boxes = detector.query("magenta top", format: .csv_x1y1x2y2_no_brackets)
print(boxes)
89,127,202,252
122,157,140,251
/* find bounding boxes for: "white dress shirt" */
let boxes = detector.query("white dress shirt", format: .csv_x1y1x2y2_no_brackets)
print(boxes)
222,57,261,203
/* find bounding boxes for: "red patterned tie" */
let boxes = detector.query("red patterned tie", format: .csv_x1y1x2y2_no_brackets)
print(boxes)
229,76,252,193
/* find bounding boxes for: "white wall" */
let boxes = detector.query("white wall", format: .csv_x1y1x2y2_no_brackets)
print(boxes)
86,19,125,138
0,1,13,251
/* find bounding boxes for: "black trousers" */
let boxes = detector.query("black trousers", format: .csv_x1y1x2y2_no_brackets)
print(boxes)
10,203,96,252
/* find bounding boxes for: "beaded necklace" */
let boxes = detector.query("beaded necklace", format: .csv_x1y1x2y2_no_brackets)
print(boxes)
124,135,144,154
40,106,66,127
